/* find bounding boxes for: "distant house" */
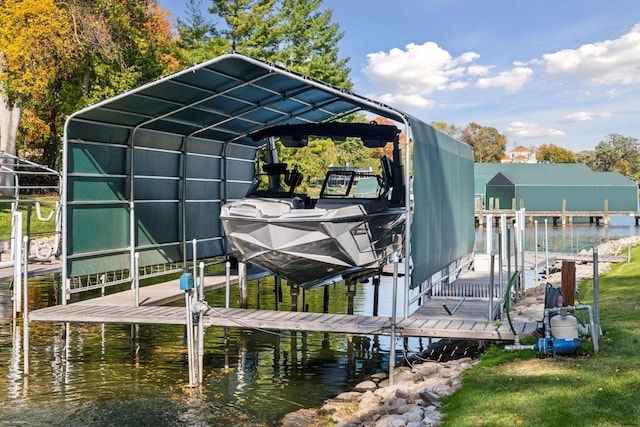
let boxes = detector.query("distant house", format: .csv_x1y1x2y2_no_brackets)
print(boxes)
501,146,536,164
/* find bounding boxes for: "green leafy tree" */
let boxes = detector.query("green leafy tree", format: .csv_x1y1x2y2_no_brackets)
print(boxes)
586,133,640,182
459,122,506,163
576,150,596,168
178,0,227,63
431,121,460,139
209,0,276,53
208,0,351,90
536,143,576,163
279,138,335,195
272,0,350,89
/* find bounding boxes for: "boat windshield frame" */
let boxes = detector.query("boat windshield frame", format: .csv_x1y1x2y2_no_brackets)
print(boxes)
319,170,383,199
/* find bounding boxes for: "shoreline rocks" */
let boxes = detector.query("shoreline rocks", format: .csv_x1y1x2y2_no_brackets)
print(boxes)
283,355,475,427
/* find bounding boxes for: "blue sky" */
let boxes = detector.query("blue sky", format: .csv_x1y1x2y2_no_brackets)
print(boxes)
158,0,640,152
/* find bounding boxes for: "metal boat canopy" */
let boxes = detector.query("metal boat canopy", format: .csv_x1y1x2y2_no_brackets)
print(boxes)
62,53,474,294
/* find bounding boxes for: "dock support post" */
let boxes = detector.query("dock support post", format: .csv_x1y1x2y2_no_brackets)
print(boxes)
198,307,204,385
131,324,140,365
184,289,196,387
593,248,601,336
134,252,140,307
256,278,261,310
275,276,282,310
534,221,539,288
13,212,23,316
290,284,299,312
485,214,493,254
346,281,355,315
562,199,567,226
520,209,526,295
544,219,550,279
488,251,495,320
198,262,205,385
238,262,248,309
322,285,329,314
604,199,609,225
225,261,231,309
561,261,576,306
372,276,380,316
506,226,511,286
389,254,399,386
22,236,29,376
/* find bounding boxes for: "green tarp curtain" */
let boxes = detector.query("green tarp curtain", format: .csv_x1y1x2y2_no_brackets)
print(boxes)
409,118,475,289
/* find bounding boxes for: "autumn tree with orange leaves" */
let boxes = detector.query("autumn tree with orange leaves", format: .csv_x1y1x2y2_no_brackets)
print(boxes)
0,0,179,180
0,0,78,190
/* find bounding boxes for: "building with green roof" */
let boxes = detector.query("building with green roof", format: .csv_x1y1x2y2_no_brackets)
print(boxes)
475,163,638,212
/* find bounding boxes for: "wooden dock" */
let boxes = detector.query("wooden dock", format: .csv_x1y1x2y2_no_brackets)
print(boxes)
28,269,537,341
29,302,535,341
0,258,62,283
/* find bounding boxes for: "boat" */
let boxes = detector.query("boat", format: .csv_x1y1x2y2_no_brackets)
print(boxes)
220,122,406,289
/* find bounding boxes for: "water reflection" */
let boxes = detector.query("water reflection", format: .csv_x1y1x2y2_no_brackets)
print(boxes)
475,216,637,254
0,276,391,426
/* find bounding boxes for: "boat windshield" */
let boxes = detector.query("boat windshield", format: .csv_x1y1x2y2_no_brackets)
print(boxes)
320,170,382,199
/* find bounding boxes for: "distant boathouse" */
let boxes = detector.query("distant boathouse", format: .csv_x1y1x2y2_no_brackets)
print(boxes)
474,163,639,225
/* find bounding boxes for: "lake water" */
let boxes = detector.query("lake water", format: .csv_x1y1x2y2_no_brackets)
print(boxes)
0,217,637,426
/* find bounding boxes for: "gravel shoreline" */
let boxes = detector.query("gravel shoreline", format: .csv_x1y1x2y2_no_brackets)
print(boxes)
281,236,639,427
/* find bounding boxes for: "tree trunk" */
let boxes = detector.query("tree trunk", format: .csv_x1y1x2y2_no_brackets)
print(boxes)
0,85,22,196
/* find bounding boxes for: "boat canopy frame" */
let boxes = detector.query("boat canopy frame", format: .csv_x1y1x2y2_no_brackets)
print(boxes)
62,53,474,302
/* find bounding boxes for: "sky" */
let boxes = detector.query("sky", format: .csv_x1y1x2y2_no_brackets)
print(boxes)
157,0,640,152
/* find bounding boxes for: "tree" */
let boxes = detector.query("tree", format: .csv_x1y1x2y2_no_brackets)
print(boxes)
0,0,79,184
208,0,351,90
587,133,640,182
431,121,460,139
177,0,226,64
209,0,276,53
272,0,350,89
536,143,576,163
3,0,180,171
459,122,506,163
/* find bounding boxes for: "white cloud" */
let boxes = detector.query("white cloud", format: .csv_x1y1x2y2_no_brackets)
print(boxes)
476,67,533,92
504,121,567,139
542,23,640,85
559,111,615,123
467,64,493,76
371,93,436,109
364,41,482,107
561,111,594,123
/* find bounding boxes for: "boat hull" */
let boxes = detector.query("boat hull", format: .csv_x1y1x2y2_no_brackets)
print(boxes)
220,198,405,288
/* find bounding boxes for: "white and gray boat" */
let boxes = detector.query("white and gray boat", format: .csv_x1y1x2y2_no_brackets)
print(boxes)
220,122,406,289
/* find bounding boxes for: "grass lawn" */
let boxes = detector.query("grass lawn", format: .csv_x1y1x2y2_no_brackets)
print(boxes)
0,196,59,238
441,244,640,426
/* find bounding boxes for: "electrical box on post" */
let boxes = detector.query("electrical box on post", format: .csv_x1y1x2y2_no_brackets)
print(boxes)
180,273,194,291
